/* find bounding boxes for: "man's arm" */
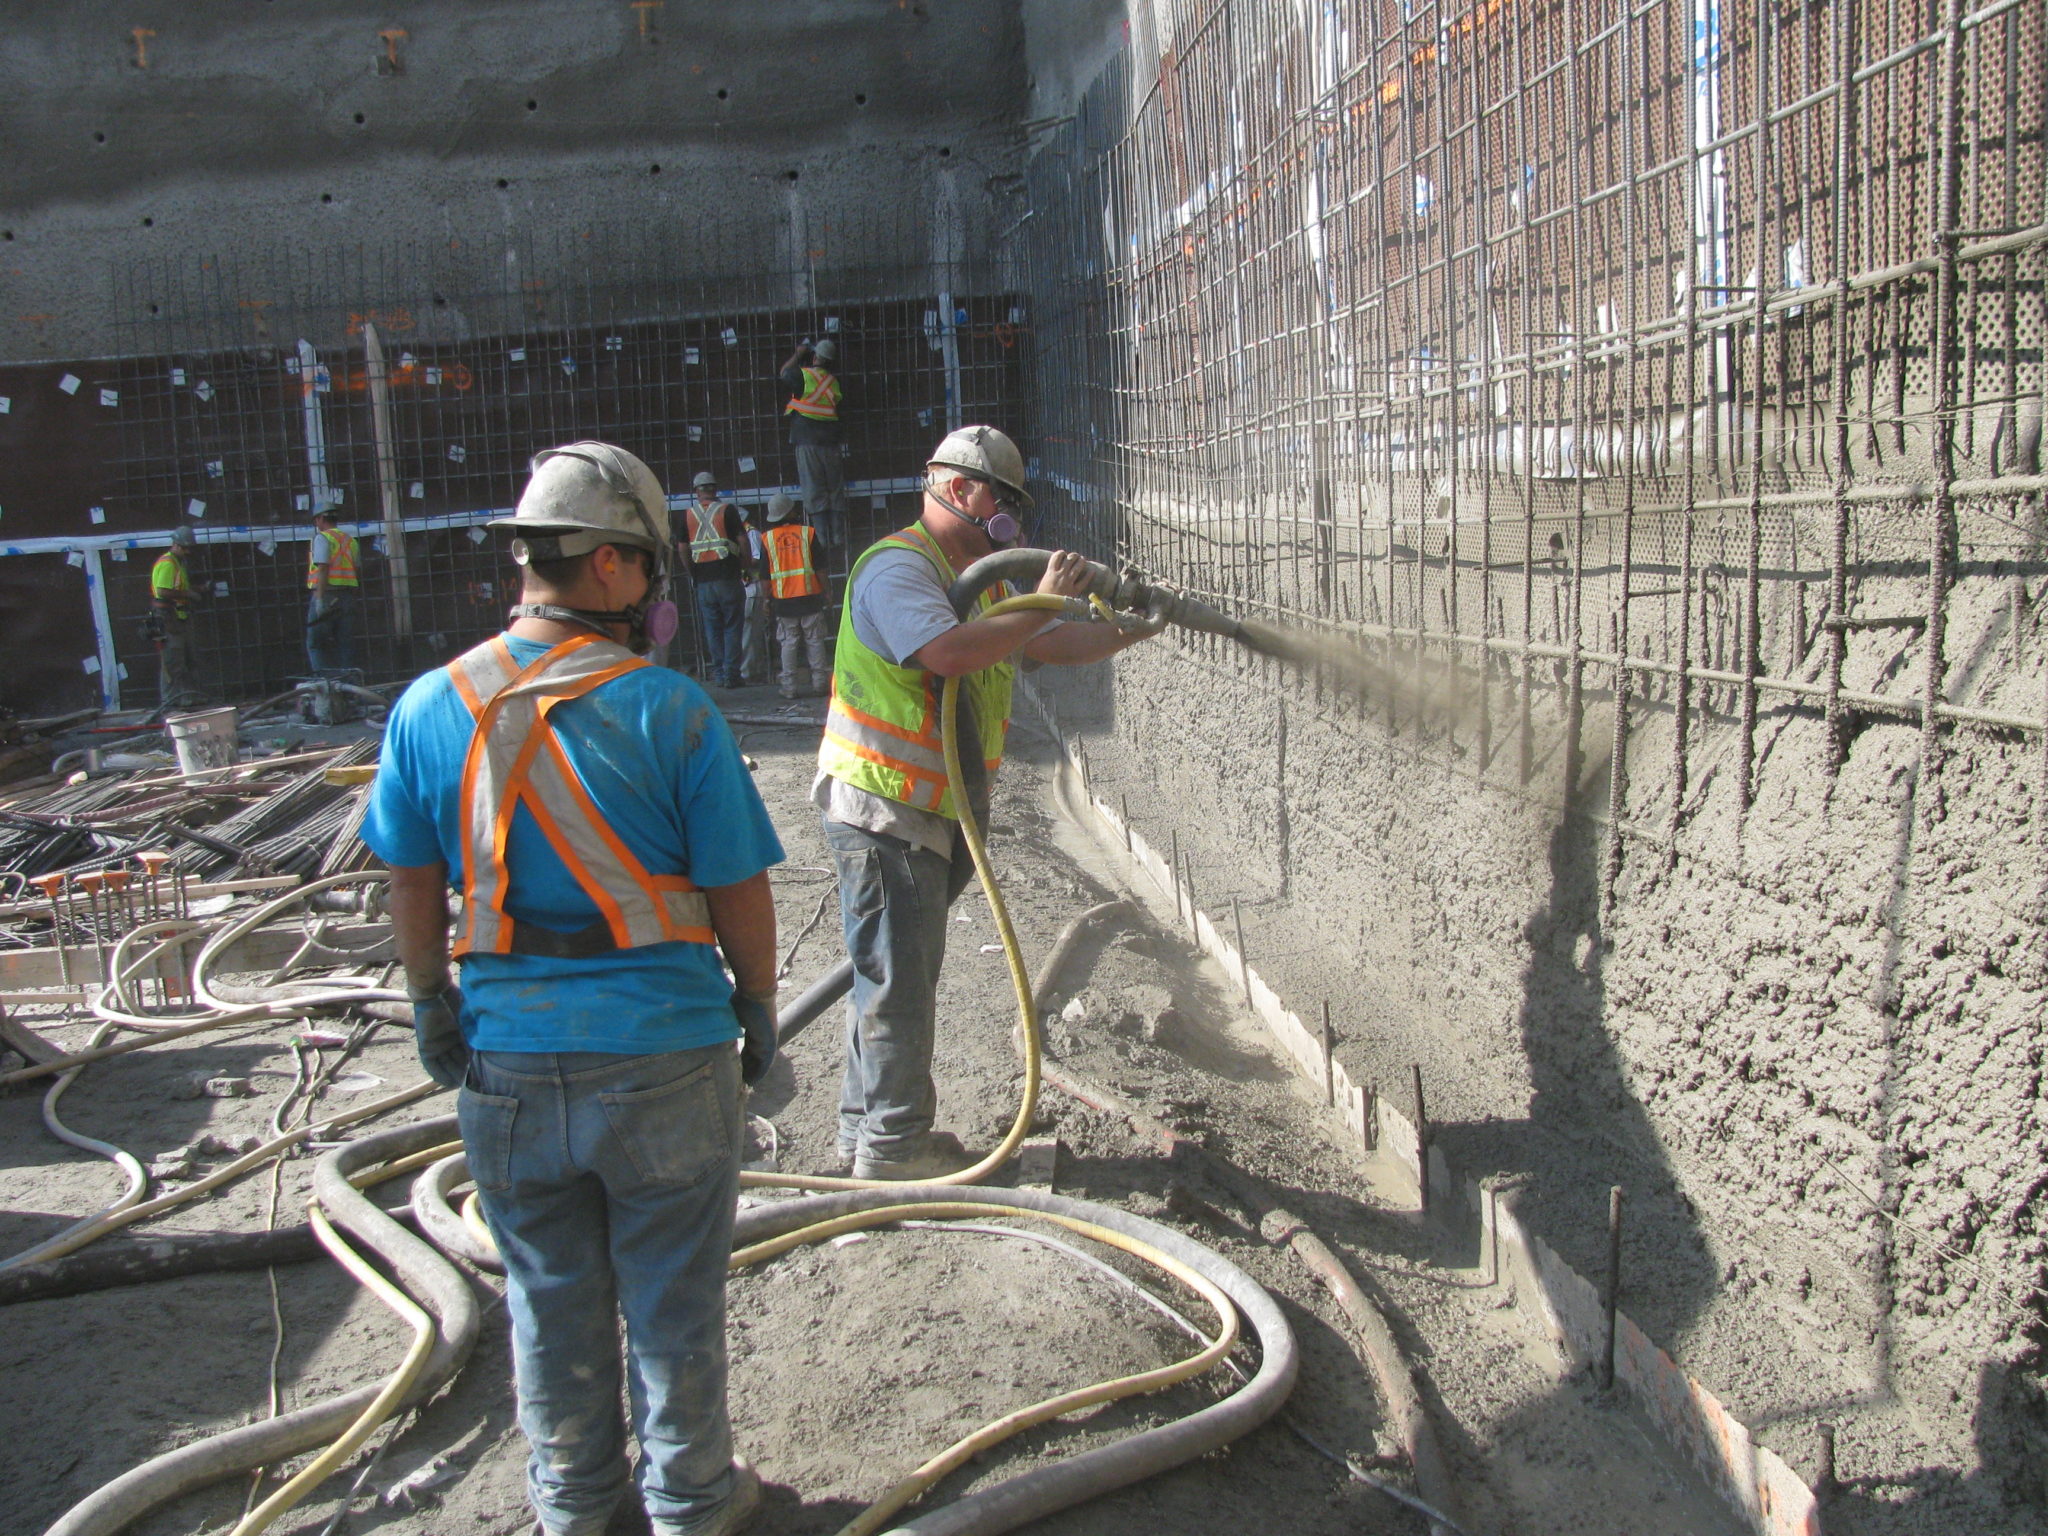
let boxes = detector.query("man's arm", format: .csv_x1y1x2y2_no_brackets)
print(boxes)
386,861,453,994
907,548,1094,678
311,532,331,600
705,871,777,997
1022,620,1153,667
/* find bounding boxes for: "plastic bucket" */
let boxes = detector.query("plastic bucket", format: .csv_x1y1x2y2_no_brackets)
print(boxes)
164,706,239,778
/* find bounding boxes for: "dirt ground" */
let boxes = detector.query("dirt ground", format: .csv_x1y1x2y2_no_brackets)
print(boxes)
3,683,1749,1536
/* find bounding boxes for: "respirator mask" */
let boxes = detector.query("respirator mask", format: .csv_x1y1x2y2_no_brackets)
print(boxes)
931,476,1024,547
509,543,678,655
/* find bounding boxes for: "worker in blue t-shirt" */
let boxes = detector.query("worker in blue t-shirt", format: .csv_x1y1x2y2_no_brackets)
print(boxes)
361,442,781,1536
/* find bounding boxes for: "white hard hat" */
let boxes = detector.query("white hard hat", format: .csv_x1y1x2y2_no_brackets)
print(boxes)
170,525,197,548
692,471,717,489
490,442,670,557
811,338,838,364
927,425,1033,509
766,494,797,522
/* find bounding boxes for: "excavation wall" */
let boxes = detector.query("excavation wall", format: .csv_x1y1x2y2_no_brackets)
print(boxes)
1014,0,2048,1517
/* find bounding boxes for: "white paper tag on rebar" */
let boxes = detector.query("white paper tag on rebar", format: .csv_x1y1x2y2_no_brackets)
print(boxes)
872,494,888,510
560,356,577,376
66,550,84,567
258,539,276,556
737,457,755,474
447,444,467,463
824,316,841,333
194,381,214,401
467,525,487,544
186,498,205,518
721,328,738,347
508,347,526,362
99,388,119,407
170,368,186,386
917,408,933,427
58,374,81,394
213,582,229,596
408,481,424,499
687,425,703,441
81,655,100,673
88,506,105,524
329,486,344,502
399,352,415,368
0,397,10,413
605,335,624,351
295,494,310,511
1009,307,1025,325
205,459,223,478
108,545,126,562
284,357,300,375
314,365,332,393
685,347,700,365
116,663,128,680
424,366,441,385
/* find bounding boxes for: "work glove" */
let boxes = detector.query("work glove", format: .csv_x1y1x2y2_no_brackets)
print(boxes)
408,982,471,1090
733,990,778,1087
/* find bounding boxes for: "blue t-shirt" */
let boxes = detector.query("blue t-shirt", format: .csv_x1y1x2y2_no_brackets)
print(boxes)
361,635,785,1054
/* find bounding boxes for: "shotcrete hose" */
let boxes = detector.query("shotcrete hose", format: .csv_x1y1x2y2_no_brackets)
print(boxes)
40,1117,479,1536
731,1186,1297,1536
4,1023,150,1270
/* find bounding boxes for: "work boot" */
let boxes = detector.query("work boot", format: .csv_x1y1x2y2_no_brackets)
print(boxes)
853,1130,975,1182
651,1460,760,1536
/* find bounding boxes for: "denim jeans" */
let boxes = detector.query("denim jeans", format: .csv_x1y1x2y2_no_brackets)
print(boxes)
693,578,746,685
823,815,977,1161
459,1045,743,1536
305,589,356,674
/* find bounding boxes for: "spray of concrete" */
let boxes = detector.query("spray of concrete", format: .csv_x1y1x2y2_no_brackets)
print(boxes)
1231,616,1492,731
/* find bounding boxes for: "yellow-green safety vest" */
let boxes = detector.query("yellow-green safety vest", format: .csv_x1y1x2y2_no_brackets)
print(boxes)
818,524,1012,819
307,528,360,588
151,550,194,616
785,366,841,422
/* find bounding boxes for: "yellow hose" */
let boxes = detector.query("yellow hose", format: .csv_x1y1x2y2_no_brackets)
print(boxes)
227,1206,437,1536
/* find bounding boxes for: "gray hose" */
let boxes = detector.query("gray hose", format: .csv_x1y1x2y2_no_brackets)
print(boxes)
947,549,1119,617
774,956,855,1046
412,1151,503,1272
41,1116,480,1536
731,1185,1297,1536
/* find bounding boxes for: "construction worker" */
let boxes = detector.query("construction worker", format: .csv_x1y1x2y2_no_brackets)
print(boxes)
761,494,829,700
363,441,781,1536
682,471,750,689
739,501,773,685
815,426,1166,1179
149,525,201,709
777,337,847,552
305,508,361,674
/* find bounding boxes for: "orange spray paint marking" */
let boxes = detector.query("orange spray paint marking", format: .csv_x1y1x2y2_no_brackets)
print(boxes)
131,28,156,68
378,29,407,71
631,2,663,39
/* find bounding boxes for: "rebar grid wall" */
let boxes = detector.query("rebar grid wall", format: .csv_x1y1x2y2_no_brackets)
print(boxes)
1013,0,2048,1484
2,212,1023,709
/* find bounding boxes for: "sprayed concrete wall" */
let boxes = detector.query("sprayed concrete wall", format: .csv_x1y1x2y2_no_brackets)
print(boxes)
0,0,1030,362
1014,0,2048,1523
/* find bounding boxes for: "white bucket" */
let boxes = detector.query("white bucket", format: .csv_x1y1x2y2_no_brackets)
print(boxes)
164,706,239,778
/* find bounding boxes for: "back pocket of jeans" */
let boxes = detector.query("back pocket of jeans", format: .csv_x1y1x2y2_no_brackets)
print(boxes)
457,1087,518,1193
599,1061,731,1188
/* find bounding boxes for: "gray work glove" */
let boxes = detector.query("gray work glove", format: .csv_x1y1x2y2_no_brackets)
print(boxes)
408,982,471,1090
733,990,778,1087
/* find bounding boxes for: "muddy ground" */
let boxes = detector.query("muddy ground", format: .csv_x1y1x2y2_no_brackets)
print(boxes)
3,685,1746,1536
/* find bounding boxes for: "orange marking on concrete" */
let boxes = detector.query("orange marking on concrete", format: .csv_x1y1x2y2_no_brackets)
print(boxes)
630,1,662,38
378,29,407,68
131,28,156,69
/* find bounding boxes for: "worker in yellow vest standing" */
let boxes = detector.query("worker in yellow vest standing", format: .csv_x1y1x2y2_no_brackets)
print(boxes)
814,426,1168,1179
777,337,847,553
761,494,829,700
150,524,202,708
306,508,361,674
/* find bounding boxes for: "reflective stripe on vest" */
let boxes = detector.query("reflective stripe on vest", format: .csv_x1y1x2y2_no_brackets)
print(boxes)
306,528,360,588
151,551,193,606
764,524,824,600
445,634,715,957
687,504,738,564
784,366,841,421
817,525,1012,819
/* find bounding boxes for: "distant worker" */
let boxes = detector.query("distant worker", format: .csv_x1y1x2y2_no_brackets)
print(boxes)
739,501,773,686
363,441,782,1536
149,525,201,709
682,471,751,690
815,426,1167,1179
305,508,360,674
762,494,829,700
778,336,848,553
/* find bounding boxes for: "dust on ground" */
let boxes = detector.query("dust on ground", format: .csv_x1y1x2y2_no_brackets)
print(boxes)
4,682,1744,1536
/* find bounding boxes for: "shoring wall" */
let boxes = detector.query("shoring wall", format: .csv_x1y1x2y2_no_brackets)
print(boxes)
1013,0,2048,1508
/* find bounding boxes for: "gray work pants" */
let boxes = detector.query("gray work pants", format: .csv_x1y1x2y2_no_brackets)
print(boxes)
775,610,829,695
794,444,847,548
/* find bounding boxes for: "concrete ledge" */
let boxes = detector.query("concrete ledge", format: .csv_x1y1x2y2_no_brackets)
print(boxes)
1020,681,1822,1536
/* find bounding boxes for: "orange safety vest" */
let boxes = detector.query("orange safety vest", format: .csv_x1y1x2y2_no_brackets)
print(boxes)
306,528,360,588
444,633,716,957
686,504,739,564
763,523,824,600
784,366,842,422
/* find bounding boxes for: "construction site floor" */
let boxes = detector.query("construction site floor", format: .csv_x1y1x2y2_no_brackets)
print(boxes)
4,685,1747,1536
